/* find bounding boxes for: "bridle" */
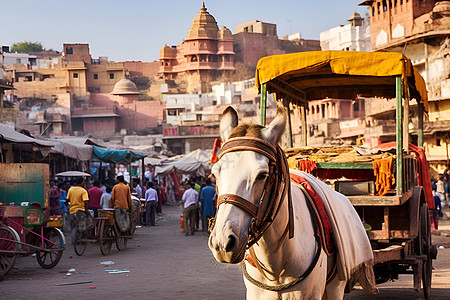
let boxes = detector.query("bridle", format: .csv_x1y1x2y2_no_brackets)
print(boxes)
210,136,294,249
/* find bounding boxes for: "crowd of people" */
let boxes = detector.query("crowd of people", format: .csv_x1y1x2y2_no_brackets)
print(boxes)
48,170,218,243
48,174,168,244
180,175,216,236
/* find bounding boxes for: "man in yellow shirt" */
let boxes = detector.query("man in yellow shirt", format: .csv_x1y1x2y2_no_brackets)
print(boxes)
67,177,89,244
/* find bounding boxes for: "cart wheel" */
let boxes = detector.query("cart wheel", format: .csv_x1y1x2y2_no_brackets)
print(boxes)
74,229,86,256
0,226,20,277
99,220,113,256
115,227,128,251
37,227,65,269
419,204,432,299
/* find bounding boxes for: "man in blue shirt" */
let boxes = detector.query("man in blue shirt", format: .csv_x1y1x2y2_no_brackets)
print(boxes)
201,179,216,232
144,182,158,226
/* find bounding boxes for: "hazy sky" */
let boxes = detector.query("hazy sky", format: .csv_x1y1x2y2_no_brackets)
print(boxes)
1,0,368,62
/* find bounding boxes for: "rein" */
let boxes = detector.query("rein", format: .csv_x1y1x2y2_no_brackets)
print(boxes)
213,137,294,248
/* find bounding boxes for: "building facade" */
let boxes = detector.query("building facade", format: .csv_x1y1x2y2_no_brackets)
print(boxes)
360,0,450,172
320,12,371,51
233,20,321,70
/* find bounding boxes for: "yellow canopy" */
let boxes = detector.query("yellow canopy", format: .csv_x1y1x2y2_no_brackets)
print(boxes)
255,51,428,111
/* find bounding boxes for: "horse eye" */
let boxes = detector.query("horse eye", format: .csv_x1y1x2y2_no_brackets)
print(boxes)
256,173,268,181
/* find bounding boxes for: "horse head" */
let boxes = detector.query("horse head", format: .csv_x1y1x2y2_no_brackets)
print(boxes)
208,106,287,264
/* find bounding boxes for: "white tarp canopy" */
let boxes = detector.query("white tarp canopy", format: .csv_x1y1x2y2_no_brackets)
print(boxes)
154,149,212,177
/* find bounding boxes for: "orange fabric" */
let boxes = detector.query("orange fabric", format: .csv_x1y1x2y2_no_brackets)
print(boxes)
375,142,434,209
372,156,395,196
297,159,318,174
210,138,222,164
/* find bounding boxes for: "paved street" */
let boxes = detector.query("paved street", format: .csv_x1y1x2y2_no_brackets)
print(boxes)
2,204,450,299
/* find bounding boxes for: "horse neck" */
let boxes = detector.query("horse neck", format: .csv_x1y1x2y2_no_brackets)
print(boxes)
251,183,317,278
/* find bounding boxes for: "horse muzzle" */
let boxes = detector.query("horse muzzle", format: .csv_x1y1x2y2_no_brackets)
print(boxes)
208,222,247,264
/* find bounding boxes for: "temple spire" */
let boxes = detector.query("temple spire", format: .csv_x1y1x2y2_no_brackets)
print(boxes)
201,2,206,11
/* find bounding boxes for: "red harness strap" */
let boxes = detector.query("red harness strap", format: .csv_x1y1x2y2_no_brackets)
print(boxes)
290,173,336,256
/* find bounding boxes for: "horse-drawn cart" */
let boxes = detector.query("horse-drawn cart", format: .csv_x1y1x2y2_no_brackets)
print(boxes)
255,51,437,298
0,163,65,278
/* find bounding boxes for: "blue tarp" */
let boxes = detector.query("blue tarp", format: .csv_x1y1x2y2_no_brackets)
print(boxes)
92,146,146,165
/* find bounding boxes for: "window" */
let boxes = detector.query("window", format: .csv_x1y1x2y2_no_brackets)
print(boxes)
378,2,381,14
437,139,441,146
372,7,375,16
66,47,73,55
353,102,360,111
16,58,22,64
93,74,98,80
383,0,388,12
109,73,114,79
73,73,78,78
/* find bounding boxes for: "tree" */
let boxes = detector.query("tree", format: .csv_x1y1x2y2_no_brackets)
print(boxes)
10,41,44,53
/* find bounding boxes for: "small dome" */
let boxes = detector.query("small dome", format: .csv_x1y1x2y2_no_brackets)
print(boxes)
348,11,362,21
433,1,450,17
112,79,139,95
159,44,176,59
219,26,233,40
186,2,219,40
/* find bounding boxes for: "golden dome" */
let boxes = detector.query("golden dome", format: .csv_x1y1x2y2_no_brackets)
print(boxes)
219,26,233,40
186,2,219,40
112,79,140,95
159,44,176,59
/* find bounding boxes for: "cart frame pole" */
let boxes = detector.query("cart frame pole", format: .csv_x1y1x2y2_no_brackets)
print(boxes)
260,83,267,126
418,102,424,148
396,76,403,196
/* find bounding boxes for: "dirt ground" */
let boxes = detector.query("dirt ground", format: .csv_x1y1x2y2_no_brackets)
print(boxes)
2,204,450,299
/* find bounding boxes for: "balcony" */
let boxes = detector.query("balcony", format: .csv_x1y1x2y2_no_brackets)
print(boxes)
185,61,218,70
364,122,396,138
72,106,119,118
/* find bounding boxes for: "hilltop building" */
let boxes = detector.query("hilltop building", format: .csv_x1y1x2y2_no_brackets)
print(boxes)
233,20,321,69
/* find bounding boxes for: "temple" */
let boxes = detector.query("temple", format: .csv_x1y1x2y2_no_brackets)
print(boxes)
158,3,235,93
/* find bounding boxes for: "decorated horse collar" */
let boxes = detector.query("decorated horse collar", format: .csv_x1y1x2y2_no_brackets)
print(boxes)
213,136,294,248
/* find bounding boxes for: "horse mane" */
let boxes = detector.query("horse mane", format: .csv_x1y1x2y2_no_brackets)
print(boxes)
229,123,264,139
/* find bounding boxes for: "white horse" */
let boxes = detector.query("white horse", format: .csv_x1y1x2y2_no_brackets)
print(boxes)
209,107,376,299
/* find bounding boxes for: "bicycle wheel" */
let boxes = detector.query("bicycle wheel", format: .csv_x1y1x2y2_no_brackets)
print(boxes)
73,229,86,256
37,227,65,269
99,220,113,256
115,226,128,251
0,226,20,277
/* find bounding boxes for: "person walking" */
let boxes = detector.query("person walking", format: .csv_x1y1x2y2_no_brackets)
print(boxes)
436,175,446,208
110,175,132,232
144,182,158,226
66,177,89,244
133,178,143,198
100,186,113,209
182,182,199,236
200,179,216,232
88,180,103,217
49,180,62,215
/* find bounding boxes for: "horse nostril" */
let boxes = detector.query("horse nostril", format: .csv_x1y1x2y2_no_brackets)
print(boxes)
225,234,237,252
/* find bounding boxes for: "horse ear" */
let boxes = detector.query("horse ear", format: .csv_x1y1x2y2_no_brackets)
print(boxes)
220,106,238,141
261,106,287,145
